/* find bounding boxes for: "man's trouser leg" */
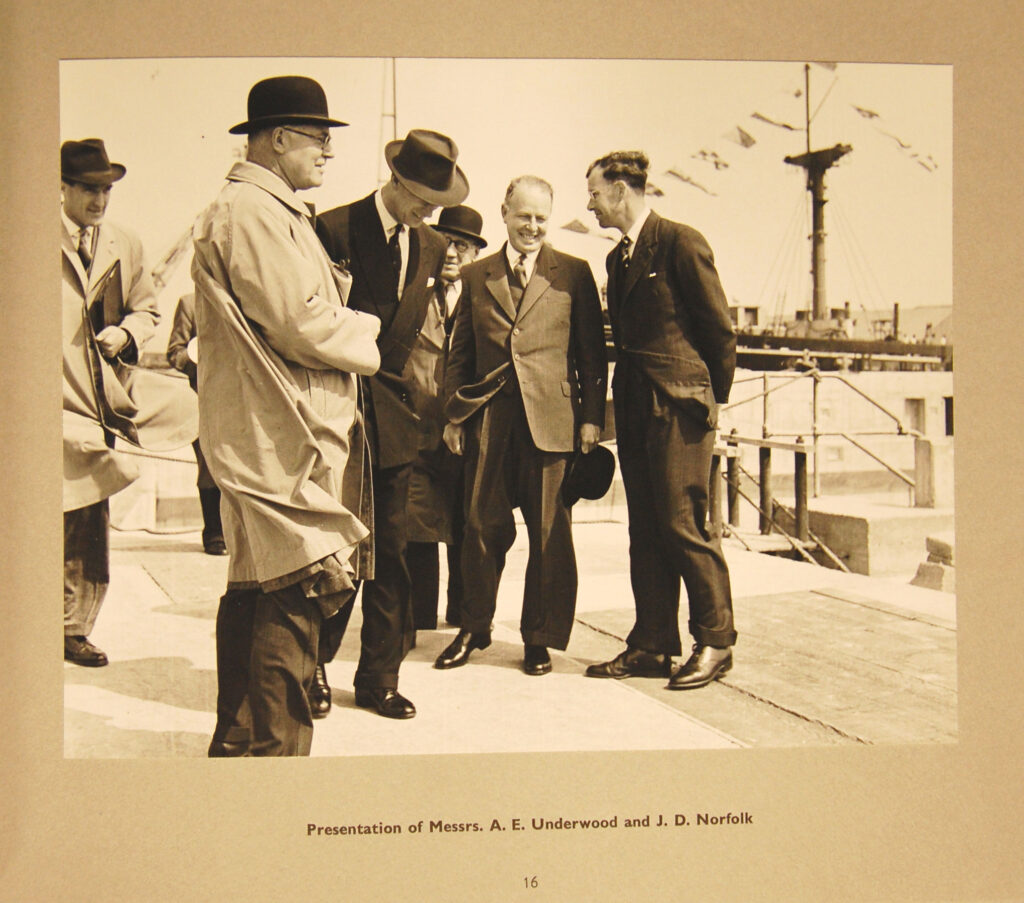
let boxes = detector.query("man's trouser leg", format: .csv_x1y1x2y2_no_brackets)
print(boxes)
64,500,109,638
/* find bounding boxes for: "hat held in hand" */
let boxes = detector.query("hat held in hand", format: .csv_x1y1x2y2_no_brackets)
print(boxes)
561,444,616,507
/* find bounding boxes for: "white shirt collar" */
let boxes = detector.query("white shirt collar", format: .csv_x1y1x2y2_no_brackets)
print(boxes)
623,206,651,253
374,187,399,237
505,242,540,282
62,209,92,244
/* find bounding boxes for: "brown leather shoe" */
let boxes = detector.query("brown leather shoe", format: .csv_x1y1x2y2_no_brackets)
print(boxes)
64,635,108,667
523,644,552,675
434,629,491,669
309,663,331,718
667,645,733,690
354,688,416,719
585,646,670,679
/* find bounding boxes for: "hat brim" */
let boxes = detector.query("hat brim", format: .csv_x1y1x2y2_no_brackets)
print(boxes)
384,139,470,207
561,445,616,507
229,114,349,135
434,224,487,248
61,164,127,186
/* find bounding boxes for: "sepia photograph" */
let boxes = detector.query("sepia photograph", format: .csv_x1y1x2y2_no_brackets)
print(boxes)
59,57,954,759
4,1,1024,900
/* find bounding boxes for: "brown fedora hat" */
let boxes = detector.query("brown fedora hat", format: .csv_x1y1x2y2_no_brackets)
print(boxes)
385,129,469,207
229,75,348,135
434,205,487,248
61,139,126,186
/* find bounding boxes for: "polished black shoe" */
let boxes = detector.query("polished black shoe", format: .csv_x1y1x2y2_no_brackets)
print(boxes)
434,629,491,669
354,688,416,719
667,645,733,690
203,535,228,556
64,635,108,667
208,738,248,757
523,644,552,676
584,646,670,679
308,664,332,719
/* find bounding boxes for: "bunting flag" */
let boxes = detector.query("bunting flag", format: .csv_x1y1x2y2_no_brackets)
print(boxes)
561,218,590,234
751,111,801,131
665,167,717,196
852,104,939,172
812,61,839,71
722,125,757,148
645,181,665,197
691,148,730,170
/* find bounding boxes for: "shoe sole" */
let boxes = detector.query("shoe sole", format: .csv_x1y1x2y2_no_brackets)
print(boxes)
64,656,108,667
584,668,670,680
354,699,416,719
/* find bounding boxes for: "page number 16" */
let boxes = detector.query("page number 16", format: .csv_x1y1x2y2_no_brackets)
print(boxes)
524,876,538,888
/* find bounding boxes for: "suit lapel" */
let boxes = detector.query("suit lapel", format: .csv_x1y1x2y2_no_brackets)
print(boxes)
484,250,518,323
62,225,88,296
351,196,395,317
88,224,118,295
516,244,556,322
619,213,658,307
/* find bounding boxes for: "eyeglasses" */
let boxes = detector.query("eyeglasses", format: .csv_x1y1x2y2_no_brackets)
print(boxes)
281,126,332,152
445,237,473,254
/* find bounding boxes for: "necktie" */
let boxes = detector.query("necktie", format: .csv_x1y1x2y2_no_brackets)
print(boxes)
618,234,632,272
388,224,404,289
77,227,93,271
513,252,528,289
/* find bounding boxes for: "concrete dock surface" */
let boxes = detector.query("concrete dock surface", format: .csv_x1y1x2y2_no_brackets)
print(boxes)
64,518,957,758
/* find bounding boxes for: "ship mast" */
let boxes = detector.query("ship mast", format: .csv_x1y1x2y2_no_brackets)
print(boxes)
784,64,851,326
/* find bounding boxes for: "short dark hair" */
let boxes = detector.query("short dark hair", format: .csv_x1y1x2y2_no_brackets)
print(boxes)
587,151,649,192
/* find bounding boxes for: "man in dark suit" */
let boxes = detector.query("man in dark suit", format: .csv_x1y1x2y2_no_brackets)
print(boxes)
314,130,467,719
436,175,607,676
406,205,487,633
583,150,738,689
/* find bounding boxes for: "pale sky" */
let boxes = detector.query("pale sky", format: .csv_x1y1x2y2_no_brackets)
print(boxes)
60,58,951,338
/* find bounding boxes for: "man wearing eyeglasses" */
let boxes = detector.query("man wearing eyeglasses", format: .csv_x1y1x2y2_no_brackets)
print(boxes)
405,205,487,634
314,130,468,720
192,76,381,756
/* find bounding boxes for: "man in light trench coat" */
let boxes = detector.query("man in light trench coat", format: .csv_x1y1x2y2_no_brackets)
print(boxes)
192,76,381,756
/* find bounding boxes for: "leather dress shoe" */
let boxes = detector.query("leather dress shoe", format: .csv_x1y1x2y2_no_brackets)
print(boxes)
667,645,733,690
308,663,332,718
585,646,669,679
523,644,552,676
203,535,228,556
64,635,108,667
434,629,491,669
354,687,416,719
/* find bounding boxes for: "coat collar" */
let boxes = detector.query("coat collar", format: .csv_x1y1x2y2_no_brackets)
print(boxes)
225,160,312,218
62,220,118,297
484,242,558,323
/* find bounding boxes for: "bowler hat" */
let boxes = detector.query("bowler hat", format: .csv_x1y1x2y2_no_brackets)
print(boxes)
61,139,126,186
561,444,616,507
385,129,469,207
229,75,348,135
435,205,487,248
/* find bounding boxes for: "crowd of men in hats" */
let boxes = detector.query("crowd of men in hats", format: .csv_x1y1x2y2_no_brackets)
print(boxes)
61,74,738,755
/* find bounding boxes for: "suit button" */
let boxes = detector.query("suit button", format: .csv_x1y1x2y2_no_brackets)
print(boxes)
514,353,521,360
513,327,521,335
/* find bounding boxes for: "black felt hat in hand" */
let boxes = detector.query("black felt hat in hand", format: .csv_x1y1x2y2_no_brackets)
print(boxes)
561,444,616,507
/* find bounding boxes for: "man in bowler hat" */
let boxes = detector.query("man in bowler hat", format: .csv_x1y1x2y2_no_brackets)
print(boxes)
61,138,160,667
584,150,737,689
192,76,381,755
314,130,469,719
436,176,607,676
406,205,487,632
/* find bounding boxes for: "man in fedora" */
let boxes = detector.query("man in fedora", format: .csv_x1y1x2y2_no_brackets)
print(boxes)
436,175,607,676
406,205,487,633
192,75,381,756
583,150,737,689
62,138,159,667
314,129,468,719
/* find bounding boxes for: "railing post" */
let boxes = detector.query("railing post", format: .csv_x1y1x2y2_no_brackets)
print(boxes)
759,445,772,534
794,436,809,541
727,428,740,527
709,451,723,538
811,371,821,498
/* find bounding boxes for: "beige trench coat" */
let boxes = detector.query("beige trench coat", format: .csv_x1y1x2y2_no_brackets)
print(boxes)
192,161,381,588
62,219,159,512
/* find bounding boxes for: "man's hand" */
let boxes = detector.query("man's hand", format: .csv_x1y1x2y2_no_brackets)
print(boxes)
443,422,465,456
579,423,601,454
95,326,129,359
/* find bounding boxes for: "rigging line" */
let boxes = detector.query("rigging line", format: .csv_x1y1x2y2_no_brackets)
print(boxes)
832,198,889,307
829,206,872,311
775,189,811,324
808,73,839,125
834,205,885,312
754,183,806,313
